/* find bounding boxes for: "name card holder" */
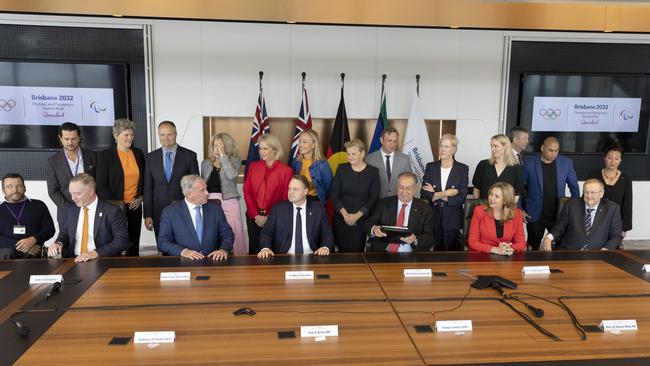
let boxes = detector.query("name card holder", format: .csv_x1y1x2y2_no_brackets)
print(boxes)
599,320,638,332
160,272,191,281
522,266,551,275
133,331,176,344
404,269,432,278
435,320,473,332
642,264,650,272
285,271,314,280
29,274,63,284
300,325,339,338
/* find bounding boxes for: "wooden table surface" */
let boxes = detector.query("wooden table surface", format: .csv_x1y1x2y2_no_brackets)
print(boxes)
0,271,9,280
4,251,650,366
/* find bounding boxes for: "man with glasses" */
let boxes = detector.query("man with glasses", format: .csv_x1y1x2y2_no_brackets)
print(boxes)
540,179,622,251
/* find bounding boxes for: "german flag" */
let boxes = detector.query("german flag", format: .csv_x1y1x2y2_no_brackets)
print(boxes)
327,86,350,175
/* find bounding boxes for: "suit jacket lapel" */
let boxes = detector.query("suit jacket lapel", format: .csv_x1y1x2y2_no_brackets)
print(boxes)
433,162,442,190
200,203,210,245
57,152,74,180
181,202,200,246
170,147,183,181
590,202,606,237
387,198,399,225
305,202,314,248
535,155,543,192
407,203,419,232
446,162,459,190
69,205,81,243
93,201,104,240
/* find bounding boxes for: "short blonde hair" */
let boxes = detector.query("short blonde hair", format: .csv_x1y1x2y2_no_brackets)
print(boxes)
70,173,96,189
209,132,240,161
439,134,459,154
259,134,282,160
488,134,518,167
483,181,517,221
113,118,135,140
344,139,366,154
298,129,325,162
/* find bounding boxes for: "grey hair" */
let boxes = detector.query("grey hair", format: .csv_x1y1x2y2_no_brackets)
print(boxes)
113,118,135,140
180,174,203,195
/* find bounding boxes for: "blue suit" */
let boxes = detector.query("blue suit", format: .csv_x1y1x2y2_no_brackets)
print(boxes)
260,200,333,253
523,154,580,223
291,159,333,203
158,200,234,256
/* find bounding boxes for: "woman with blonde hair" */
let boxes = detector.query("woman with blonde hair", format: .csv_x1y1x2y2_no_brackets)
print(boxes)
201,132,246,255
472,134,522,200
291,129,332,203
243,133,293,254
468,182,525,255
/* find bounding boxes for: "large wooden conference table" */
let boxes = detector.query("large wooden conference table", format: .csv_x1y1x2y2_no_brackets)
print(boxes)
1,251,650,365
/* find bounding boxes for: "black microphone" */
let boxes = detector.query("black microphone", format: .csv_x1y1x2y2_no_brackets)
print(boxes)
524,303,545,318
46,281,62,298
9,317,30,337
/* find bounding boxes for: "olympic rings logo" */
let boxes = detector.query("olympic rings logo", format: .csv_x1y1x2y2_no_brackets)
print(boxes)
538,108,561,120
0,99,16,112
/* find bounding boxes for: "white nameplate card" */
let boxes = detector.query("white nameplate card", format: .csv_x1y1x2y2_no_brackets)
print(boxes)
404,269,432,278
160,272,191,281
435,320,473,332
133,331,176,344
301,325,339,338
599,320,638,332
285,271,314,280
29,274,63,284
642,264,650,272
522,266,551,275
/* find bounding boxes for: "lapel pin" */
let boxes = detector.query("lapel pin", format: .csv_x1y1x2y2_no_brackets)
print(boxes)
99,212,103,217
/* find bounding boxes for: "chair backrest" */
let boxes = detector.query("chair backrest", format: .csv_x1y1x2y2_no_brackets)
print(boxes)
556,197,572,220
460,198,483,249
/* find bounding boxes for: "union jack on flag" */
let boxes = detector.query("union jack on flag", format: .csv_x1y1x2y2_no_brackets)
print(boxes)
244,91,270,175
288,87,312,166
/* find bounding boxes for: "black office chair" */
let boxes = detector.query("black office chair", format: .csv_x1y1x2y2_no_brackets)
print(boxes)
460,198,483,250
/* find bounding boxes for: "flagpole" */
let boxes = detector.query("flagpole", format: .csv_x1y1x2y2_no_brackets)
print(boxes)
259,71,264,93
416,74,420,97
301,71,306,91
340,72,345,92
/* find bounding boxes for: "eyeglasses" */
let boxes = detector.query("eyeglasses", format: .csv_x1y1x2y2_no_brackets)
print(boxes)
584,190,603,195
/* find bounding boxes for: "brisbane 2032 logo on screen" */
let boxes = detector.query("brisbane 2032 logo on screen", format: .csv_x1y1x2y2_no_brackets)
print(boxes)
90,101,107,113
538,107,562,120
0,98,17,112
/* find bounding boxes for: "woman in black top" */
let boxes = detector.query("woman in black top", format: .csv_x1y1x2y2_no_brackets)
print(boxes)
586,145,633,234
330,139,380,252
472,134,522,201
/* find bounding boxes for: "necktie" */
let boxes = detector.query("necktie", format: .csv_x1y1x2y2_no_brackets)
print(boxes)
584,208,594,237
194,206,203,244
295,207,303,254
388,203,408,252
81,207,89,254
385,155,392,183
164,151,173,182
516,153,523,166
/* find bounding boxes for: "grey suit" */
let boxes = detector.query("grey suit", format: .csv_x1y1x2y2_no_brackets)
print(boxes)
200,156,241,200
550,198,623,250
46,148,97,224
365,150,413,199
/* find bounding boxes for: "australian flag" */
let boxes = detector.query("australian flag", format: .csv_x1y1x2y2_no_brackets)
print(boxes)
244,90,270,176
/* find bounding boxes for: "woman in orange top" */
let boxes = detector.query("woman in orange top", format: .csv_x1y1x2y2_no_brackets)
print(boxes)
468,182,526,255
96,118,145,256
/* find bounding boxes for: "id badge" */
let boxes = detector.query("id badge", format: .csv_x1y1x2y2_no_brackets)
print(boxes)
13,225,26,235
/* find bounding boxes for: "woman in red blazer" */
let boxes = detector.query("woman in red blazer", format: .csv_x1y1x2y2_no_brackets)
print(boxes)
468,182,526,255
243,133,293,255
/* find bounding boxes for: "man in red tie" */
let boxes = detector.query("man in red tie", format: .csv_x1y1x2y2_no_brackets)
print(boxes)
365,172,434,252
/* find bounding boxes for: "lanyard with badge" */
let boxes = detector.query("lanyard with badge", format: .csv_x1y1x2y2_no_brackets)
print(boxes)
67,149,81,176
3,200,27,235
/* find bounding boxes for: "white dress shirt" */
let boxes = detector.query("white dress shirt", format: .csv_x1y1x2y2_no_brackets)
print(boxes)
65,149,85,176
289,201,312,254
396,199,413,253
185,198,203,234
381,149,395,176
74,196,98,255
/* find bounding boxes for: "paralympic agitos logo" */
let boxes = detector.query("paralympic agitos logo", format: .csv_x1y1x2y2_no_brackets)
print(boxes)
90,101,107,113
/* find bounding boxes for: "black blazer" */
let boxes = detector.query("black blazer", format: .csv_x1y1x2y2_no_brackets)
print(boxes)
46,148,97,209
260,200,333,253
96,145,145,201
420,160,469,230
143,146,199,231
364,196,434,252
56,200,129,258
550,198,623,250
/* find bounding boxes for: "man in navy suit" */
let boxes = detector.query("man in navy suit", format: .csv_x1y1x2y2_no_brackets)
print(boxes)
257,175,333,258
47,174,129,262
541,179,622,251
523,136,580,250
158,175,233,260
143,121,199,240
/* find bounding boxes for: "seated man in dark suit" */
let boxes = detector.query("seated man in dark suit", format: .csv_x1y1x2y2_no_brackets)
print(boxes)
47,173,129,262
541,179,622,251
364,172,434,252
158,175,233,260
257,175,333,258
